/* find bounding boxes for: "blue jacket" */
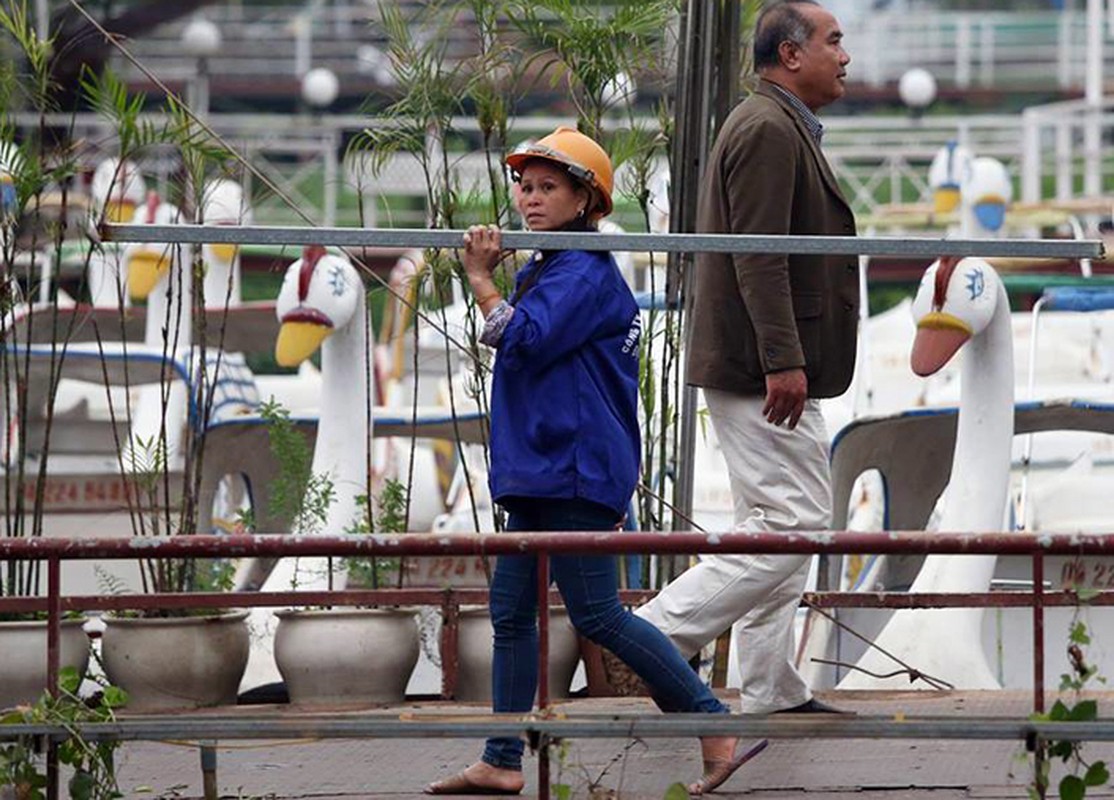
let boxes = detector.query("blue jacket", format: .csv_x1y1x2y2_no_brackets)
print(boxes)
489,248,642,516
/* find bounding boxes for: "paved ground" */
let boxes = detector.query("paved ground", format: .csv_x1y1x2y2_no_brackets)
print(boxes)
99,690,1114,799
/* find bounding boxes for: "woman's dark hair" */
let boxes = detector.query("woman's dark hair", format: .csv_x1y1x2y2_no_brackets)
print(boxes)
753,0,819,72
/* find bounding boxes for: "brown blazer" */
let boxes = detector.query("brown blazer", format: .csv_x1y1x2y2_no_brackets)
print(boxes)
686,79,859,398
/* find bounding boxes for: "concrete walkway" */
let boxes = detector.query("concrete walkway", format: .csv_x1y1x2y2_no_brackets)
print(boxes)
102,690,1114,799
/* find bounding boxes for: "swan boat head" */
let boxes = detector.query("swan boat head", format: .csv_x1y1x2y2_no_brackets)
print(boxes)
275,245,361,367
927,141,973,215
200,178,251,265
90,157,146,224
964,157,1012,234
124,191,181,301
910,255,1003,377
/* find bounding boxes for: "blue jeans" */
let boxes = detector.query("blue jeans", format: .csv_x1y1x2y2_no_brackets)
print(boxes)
481,497,728,771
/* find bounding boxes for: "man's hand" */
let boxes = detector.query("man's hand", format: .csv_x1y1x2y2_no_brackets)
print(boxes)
762,368,808,429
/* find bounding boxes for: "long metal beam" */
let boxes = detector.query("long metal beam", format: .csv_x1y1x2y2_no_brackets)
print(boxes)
3,531,1114,559
5,714,1114,742
101,223,1105,260
1,587,1111,616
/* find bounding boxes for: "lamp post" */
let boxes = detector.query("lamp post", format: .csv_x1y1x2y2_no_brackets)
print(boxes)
301,67,340,226
181,16,222,120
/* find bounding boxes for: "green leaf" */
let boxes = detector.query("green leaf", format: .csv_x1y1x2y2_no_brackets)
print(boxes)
0,709,28,724
663,782,691,800
1069,700,1098,722
58,666,81,694
1051,741,1075,760
1050,700,1071,721
69,769,95,800
102,686,129,709
1085,761,1110,787
1070,622,1092,645
552,783,572,800
1060,774,1086,800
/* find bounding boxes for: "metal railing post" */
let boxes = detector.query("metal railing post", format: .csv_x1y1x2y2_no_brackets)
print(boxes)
537,549,552,800
46,556,61,800
1033,552,1046,714
200,742,219,800
440,590,460,700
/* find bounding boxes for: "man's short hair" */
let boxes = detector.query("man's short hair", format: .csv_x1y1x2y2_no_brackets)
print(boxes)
753,0,820,72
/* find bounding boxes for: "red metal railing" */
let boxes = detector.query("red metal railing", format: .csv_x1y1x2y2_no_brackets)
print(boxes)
3,530,1114,798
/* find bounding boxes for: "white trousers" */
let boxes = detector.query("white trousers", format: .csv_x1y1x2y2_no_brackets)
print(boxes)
636,388,832,713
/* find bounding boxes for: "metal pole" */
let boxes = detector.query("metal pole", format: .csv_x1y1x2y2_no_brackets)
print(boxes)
12,530,1114,559
200,743,219,800
46,556,61,800
536,550,551,800
1033,553,1046,714
671,0,758,551
1085,0,1104,197
440,591,460,700
101,223,1106,260
46,556,60,695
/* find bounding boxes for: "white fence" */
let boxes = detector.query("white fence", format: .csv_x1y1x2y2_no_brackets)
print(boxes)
11,101,1114,226
110,6,1113,93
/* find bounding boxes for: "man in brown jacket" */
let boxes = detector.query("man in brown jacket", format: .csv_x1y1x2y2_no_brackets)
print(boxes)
637,0,858,715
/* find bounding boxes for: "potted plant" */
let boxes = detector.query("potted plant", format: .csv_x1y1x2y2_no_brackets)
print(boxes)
214,227,425,708
80,87,254,712
274,484,421,706
0,9,97,711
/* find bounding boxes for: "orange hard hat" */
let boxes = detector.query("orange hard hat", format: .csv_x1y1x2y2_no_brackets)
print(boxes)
505,126,614,218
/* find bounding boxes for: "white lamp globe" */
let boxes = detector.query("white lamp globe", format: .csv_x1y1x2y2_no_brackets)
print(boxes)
181,17,222,58
356,44,394,85
899,68,937,110
302,67,340,109
601,72,637,109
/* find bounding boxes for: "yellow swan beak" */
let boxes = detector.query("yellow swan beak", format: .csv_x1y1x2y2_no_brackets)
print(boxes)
933,186,961,215
276,320,331,367
911,311,973,377
105,200,137,223
208,243,239,262
127,250,171,300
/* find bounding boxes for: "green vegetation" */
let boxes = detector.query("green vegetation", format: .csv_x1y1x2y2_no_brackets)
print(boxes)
0,668,127,800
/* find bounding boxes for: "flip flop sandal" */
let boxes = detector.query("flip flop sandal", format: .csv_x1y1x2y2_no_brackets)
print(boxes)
688,738,769,796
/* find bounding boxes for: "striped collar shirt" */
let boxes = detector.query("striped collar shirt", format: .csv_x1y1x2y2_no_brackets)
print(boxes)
769,83,824,145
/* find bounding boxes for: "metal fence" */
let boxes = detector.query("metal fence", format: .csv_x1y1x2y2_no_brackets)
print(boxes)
6,529,1114,800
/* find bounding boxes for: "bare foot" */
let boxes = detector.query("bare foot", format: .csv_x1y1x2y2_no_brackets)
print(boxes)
700,736,738,766
425,761,525,795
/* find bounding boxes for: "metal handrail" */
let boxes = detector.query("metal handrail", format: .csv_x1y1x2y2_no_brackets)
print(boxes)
2,529,1111,800
100,223,1105,260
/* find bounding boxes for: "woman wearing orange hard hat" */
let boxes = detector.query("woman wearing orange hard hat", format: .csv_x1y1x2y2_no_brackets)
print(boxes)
426,127,753,797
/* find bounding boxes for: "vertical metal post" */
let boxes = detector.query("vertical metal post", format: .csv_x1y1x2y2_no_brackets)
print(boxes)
1021,109,1042,203
323,130,339,227
200,742,219,800
956,17,972,89
47,557,60,696
440,590,460,700
537,550,551,800
537,733,551,800
672,0,740,558
46,556,61,800
1033,552,1045,714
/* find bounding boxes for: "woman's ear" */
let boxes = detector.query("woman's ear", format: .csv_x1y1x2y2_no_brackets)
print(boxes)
576,186,593,217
